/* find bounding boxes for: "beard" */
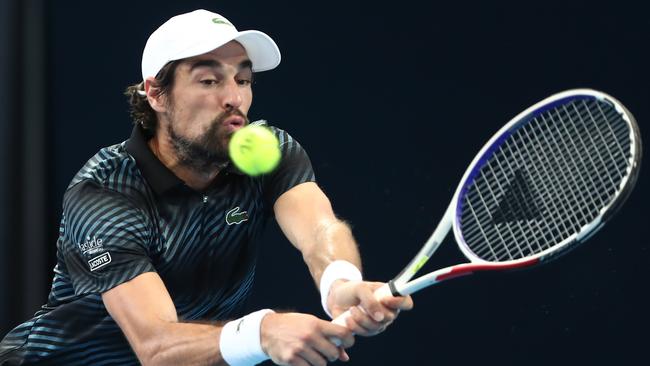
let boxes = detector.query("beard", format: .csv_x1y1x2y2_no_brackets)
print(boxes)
167,109,249,173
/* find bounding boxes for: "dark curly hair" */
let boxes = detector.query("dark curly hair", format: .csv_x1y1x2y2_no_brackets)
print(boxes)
124,61,180,137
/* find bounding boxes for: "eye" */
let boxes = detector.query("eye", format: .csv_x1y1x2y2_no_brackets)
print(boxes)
237,79,252,86
200,79,218,86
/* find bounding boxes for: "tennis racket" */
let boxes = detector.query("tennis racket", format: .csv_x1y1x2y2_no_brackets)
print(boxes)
333,89,642,328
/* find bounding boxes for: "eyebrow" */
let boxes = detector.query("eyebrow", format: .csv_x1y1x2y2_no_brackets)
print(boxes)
188,59,253,72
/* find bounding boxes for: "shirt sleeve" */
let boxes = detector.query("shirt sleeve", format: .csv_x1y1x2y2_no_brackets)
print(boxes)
60,180,156,296
262,126,316,208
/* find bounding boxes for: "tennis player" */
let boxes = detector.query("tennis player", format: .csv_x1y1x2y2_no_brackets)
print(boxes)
0,9,412,366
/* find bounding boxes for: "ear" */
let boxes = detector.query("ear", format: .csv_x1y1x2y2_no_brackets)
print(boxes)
145,77,168,113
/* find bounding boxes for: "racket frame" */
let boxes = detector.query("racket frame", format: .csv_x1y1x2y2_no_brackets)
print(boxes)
388,89,642,297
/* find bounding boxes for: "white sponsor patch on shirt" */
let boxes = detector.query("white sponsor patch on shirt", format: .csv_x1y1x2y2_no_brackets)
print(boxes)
88,252,112,271
78,235,105,256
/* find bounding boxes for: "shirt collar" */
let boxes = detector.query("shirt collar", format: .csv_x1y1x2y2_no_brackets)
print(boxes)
124,125,184,195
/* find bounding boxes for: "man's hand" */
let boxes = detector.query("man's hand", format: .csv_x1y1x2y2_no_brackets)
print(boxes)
327,280,414,336
261,312,355,366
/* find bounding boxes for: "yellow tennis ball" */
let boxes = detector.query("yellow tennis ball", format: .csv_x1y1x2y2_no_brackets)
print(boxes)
229,125,281,176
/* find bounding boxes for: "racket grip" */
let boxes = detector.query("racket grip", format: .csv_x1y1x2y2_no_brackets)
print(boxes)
329,283,393,346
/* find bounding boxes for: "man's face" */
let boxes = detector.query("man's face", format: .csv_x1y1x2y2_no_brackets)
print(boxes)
162,41,253,170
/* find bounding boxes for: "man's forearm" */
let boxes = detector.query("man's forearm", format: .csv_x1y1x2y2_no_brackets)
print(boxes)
144,312,355,366
303,218,362,286
272,183,363,291
138,322,225,366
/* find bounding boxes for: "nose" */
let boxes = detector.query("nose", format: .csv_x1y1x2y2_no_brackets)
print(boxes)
221,79,243,111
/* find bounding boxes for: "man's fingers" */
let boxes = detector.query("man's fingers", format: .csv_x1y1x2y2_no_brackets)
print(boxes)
263,313,357,366
357,285,386,322
309,333,345,362
322,323,355,348
289,357,310,366
297,347,328,366
381,294,414,311
328,281,415,341
339,347,350,362
343,309,371,335
347,305,386,336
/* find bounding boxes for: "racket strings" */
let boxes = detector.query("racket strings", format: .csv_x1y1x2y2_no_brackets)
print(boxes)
460,98,632,262
539,111,599,225
463,127,580,260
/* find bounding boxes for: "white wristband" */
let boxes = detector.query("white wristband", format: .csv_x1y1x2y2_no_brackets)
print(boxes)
219,309,274,366
319,260,363,318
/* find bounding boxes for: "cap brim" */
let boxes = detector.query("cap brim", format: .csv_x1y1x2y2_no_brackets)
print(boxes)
166,30,280,73
234,31,281,72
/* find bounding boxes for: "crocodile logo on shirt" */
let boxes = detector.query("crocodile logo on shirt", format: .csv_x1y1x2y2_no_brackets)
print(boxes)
226,207,249,225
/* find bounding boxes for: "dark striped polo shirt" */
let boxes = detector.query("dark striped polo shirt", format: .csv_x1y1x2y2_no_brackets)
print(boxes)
0,121,315,365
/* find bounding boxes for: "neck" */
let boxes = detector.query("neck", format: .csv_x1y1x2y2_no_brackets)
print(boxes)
148,132,221,191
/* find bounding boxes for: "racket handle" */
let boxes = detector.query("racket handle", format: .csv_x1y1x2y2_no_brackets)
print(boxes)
330,283,393,345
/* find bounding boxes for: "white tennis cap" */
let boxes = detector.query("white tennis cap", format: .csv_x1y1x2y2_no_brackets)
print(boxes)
141,9,281,82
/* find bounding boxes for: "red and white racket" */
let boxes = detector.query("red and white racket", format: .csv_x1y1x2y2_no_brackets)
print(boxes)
333,89,642,329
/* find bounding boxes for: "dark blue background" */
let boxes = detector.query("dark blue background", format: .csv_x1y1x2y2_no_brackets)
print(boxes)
36,0,650,364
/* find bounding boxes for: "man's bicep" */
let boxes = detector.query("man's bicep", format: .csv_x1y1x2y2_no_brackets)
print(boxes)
102,271,177,360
